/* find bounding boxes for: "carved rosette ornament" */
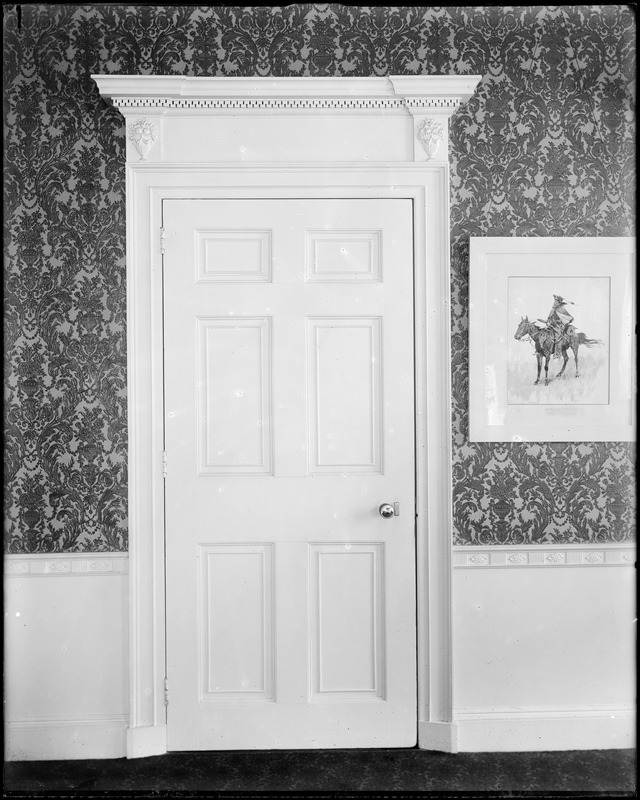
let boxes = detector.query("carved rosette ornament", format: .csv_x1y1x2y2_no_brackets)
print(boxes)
127,118,158,160
416,117,445,160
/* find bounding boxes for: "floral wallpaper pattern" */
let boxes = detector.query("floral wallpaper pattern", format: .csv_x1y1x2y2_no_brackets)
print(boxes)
4,5,635,552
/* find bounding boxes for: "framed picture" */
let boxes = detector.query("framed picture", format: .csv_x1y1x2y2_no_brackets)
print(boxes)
469,237,636,442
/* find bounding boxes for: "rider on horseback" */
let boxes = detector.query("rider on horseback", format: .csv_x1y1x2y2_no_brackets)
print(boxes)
537,294,575,357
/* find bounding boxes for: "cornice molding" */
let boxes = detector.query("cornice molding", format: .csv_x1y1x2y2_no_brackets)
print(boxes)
93,75,482,118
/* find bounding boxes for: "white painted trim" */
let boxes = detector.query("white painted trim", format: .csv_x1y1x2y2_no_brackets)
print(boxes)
418,721,459,753
5,715,128,761
93,74,481,107
126,724,168,759
4,553,129,577
453,544,636,568
93,75,482,757
455,708,635,752
125,167,455,756
125,163,167,747
416,166,455,727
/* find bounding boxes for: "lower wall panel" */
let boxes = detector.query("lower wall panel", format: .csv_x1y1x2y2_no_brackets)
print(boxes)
452,559,636,752
5,551,636,758
4,556,129,761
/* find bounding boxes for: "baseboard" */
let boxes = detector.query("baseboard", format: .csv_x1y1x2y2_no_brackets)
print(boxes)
7,711,632,759
126,723,168,759
418,721,459,753
5,715,128,761
455,708,636,752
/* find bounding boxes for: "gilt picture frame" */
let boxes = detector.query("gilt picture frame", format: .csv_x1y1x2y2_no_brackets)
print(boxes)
469,237,636,442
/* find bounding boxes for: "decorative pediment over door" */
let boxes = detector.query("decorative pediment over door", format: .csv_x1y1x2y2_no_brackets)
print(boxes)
94,75,480,164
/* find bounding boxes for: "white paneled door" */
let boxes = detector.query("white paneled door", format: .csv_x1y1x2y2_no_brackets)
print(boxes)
163,198,416,750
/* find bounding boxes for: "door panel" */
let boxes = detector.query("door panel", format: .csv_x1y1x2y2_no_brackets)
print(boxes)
163,198,416,749
199,544,274,702
197,317,272,473
310,543,385,700
307,317,382,471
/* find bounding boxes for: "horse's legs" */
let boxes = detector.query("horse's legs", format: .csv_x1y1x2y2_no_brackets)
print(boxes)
573,345,579,378
544,355,550,385
556,347,569,378
534,352,542,385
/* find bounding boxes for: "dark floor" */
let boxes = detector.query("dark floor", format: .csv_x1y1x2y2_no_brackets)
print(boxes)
3,748,636,796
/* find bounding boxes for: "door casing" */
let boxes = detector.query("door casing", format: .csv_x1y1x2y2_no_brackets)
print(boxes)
93,74,482,758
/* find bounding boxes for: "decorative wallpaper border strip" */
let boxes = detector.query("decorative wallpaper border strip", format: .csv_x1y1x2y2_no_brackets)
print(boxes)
4,553,129,577
453,545,635,568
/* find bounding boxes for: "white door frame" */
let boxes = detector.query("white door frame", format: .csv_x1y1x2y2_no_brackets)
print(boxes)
93,75,481,758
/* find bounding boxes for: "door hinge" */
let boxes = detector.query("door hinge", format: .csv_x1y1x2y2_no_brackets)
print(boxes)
164,677,169,706
160,226,166,255
162,450,168,478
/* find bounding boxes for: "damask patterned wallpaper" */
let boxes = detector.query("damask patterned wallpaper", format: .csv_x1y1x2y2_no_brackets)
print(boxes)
4,5,635,552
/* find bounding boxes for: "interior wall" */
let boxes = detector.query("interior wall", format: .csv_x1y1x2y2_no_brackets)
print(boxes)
4,4,635,553
3,5,636,759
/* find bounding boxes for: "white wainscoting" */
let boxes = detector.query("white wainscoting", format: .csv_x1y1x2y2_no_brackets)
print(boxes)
4,554,129,761
5,548,635,758
451,548,636,752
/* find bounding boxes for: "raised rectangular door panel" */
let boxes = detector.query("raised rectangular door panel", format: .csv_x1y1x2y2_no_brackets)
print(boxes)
163,198,416,749
199,544,274,702
306,230,381,282
197,317,272,474
196,229,272,282
310,543,385,700
307,317,382,472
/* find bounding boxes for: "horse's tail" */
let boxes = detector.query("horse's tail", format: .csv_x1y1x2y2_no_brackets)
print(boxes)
577,332,603,348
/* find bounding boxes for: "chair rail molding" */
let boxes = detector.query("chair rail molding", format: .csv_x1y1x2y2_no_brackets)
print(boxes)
4,552,129,577
453,543,636,568
94,74,481,757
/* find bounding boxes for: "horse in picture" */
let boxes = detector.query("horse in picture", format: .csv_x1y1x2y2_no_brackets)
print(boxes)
514,317,603,386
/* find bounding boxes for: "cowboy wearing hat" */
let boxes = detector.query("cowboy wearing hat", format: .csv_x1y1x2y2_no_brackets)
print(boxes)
538,294,575,357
